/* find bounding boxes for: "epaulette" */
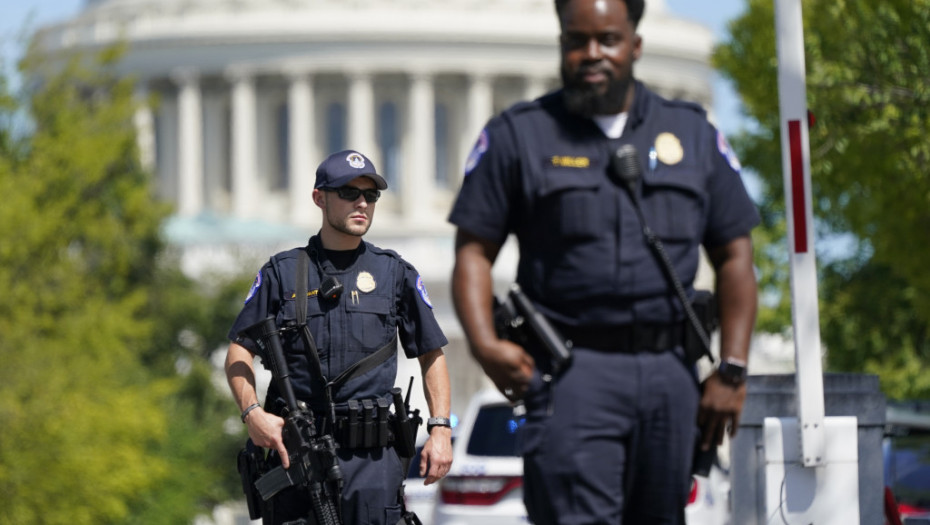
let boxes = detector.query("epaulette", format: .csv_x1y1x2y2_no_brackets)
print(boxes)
364,241,402,261
269,246,304,263
662,97,707,117
503,92,554,118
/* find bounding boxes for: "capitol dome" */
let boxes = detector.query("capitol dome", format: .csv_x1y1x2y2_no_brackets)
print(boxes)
35,0,711,234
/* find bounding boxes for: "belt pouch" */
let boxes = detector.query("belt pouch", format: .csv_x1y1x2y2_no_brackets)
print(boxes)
362,399,375,448
377,398,390,447
347,399,360,448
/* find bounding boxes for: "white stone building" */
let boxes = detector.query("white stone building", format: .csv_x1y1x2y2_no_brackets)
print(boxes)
34,0,719,439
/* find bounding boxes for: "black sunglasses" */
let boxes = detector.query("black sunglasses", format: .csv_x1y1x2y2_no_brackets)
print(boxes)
323,186,381,203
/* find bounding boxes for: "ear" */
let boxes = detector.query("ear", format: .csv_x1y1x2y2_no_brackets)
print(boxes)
632,33,643,61
312,188,326,209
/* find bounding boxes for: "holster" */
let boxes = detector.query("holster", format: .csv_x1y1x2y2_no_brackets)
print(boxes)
391,388,420,459
683,290,719,365
237,439,267,520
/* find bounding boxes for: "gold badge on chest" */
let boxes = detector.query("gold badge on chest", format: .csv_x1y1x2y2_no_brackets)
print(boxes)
356,271,376,293
655,132,684,166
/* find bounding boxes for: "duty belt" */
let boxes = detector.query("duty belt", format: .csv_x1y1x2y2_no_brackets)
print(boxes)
558,322,684,352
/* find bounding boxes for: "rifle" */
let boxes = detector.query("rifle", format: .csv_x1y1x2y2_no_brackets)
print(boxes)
243,316,344,525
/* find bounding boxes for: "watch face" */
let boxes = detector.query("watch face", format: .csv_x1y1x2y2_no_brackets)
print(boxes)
719,361,747,385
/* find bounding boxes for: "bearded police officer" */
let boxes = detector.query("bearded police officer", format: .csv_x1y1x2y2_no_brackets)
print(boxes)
449,0,759,523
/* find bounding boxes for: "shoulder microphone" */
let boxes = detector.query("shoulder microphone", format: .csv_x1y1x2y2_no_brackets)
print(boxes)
610,143,643,200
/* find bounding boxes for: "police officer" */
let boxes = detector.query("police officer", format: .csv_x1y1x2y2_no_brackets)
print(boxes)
226,150,453,525
449,0,758,523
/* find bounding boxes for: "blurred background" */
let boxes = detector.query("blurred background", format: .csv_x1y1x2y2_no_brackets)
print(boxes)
1,0,927,523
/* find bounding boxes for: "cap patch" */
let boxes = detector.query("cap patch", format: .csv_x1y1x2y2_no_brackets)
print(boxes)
464,129,489,175
245,271,262,304
346,152,366,169
416,275,433,309
717,130,742,173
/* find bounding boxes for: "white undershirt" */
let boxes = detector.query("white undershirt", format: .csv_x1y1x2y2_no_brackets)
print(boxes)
592,112,628,139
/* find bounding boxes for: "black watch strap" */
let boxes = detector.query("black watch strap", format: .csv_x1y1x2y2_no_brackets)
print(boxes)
427,416,451,433
718,358,748,386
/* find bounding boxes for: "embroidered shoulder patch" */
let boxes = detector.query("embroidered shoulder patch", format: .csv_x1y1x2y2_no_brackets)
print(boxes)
464,129,489,175
717,130,742,173
416,275,433,309
244,271,262,304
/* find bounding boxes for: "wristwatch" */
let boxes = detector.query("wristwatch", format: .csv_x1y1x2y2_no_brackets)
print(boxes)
427,416,451,433
717,358,748,387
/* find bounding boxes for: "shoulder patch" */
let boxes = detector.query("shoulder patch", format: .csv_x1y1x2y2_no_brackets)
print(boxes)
717,130,742,173
464,129,489,175
244,270,262,304
415,275,433,309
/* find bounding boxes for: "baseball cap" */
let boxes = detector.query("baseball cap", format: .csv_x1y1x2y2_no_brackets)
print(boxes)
314,150,388,190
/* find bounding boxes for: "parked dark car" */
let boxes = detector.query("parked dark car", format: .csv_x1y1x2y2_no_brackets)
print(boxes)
885,402,930,524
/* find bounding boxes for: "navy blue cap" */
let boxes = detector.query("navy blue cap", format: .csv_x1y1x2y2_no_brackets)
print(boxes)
314,150,388,190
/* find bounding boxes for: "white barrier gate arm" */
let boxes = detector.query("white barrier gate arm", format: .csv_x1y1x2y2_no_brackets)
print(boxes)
775,0,826,468
766,1,860,522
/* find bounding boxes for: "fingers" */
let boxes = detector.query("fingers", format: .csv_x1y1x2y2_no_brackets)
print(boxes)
420,438,453,485
419,451,430,478
424,457,452,486
278,442,290,469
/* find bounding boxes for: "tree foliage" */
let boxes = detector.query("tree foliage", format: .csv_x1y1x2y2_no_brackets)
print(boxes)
715,0,930,396
0,45,246,524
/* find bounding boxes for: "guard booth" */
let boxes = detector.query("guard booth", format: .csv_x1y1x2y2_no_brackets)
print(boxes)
731,374,885,523
728,1,885,522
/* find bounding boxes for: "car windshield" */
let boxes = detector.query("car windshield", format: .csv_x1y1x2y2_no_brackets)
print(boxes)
466,404,524,457
887,430,930,509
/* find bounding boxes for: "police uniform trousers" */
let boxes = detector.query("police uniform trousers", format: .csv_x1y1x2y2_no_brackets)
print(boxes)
266,446,405,525
521,345,699,525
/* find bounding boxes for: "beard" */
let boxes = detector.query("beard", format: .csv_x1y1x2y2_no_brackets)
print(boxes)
324,206,372,238
560,62,633,117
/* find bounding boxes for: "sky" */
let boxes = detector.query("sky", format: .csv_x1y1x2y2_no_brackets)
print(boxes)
0,0,749,135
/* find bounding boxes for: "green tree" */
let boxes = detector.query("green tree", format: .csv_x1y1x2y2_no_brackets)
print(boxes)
0,44,245,524
715,0,930,396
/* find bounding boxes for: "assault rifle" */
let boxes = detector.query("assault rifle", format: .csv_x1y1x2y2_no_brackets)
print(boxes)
243,316,344,525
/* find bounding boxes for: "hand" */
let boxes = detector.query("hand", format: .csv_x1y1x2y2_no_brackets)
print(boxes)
474,339,535,402
245,408,291,468
696,373,747,451
420,427,453,485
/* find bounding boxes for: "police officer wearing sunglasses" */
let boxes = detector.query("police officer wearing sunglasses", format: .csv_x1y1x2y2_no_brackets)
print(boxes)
225,150,453,525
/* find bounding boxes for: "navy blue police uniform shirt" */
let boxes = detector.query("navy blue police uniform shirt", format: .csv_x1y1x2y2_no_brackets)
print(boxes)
228,235,448,407
449,81,760,328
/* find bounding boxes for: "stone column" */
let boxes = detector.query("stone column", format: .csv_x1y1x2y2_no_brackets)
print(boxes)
174,69,204,217
524,74,548,101
229,70,258,219
133,83,155,173
288,72,315,226
405,71,436,222
347,71,377,165
461,73,494,175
